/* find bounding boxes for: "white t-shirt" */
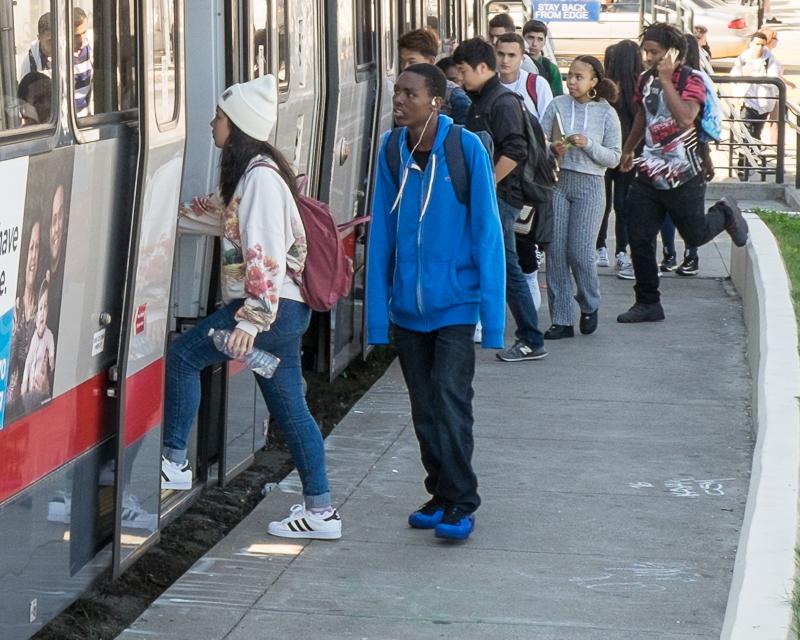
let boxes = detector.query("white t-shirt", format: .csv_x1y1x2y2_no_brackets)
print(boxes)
500,68,553,121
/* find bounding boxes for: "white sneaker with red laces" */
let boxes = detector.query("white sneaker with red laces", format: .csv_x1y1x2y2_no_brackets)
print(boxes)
267,503,342,540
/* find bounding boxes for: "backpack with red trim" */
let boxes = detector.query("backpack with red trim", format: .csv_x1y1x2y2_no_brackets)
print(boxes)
525,73,539,112
253,162,353,312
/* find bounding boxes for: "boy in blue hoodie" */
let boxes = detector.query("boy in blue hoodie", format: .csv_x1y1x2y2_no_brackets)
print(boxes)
367,64,505,541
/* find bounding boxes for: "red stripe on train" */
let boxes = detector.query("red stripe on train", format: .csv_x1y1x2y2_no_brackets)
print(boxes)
0,360,164,503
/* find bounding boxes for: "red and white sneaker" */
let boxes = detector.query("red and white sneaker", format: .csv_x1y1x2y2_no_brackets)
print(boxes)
267,503,342,540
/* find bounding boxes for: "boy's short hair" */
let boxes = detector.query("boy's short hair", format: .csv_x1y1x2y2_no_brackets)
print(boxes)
398,28,439,58
73,7,88,28
37,13,51,36
523,19,548,37
403,63,448,100
435,56,456,72
488,12,516,32
495,32,526,53
751,31,768,42
453,37,497,71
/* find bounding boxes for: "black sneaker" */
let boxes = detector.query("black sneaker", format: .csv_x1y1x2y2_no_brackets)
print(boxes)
676,255,699,276
544,324,574,340
718,197,749,247
408,498,446,529
434,506,475,541
579,310,598,335
617,302,665,323
659,253,677,272
765,17,782,24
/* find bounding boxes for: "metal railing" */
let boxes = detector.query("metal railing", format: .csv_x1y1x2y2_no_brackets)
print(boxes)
708,76,787,184
786,98,800,189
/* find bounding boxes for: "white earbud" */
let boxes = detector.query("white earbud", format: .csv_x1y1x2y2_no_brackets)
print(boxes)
431,98,437,107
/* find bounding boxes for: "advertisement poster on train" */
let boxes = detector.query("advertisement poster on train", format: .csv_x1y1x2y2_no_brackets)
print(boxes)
4,149,74,427
0,157,30,430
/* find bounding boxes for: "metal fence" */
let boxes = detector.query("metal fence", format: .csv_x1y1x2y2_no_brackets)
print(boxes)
709,76,788,184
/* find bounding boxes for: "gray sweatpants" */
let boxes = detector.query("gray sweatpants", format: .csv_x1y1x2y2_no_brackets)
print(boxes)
546,170,606,326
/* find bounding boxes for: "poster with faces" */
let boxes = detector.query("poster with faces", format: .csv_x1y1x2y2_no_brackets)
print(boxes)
0,157,29,429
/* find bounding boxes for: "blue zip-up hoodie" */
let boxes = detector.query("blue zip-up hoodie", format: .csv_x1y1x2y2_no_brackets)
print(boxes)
366,115,506,348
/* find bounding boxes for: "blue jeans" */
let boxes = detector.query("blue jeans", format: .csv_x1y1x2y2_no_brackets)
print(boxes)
392,323,480,513
498,198,544,348
163,299,330,509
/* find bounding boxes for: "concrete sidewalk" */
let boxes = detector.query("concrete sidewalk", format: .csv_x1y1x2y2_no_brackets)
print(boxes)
118,206,760,640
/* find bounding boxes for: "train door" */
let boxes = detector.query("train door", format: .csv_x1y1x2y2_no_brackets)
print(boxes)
112,0,185,576
319,0,379,377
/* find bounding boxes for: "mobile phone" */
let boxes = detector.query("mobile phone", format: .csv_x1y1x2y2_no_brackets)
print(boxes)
664,47,679,66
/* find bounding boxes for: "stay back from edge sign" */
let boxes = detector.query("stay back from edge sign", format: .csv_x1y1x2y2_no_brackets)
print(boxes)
533,1,602,21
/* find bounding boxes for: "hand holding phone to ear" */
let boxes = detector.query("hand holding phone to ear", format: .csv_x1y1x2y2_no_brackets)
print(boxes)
657,47,680,80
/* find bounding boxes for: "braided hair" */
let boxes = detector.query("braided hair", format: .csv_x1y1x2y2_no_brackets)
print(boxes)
573,55,619,103
641,22,687,61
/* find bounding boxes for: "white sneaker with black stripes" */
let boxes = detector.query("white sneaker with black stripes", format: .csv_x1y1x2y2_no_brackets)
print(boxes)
161,456,192,490
267,503,342,540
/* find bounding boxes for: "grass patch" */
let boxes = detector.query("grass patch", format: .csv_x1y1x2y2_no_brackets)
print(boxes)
753,209,800,325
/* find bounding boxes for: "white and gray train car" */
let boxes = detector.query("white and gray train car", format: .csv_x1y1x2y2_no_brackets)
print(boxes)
0,1,518,637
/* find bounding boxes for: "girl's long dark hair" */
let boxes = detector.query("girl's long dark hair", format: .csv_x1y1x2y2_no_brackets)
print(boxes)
603,40,642,127
219,122,299,206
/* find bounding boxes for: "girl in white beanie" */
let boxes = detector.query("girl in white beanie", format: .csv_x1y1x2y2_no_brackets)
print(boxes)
162,74,342,540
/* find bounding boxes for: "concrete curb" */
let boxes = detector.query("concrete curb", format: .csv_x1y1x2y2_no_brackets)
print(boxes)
723,213,800,639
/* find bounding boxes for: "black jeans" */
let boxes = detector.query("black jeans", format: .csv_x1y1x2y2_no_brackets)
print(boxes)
737,106,770,176
598,168,634,254
392,323,480,513
627,175,727,304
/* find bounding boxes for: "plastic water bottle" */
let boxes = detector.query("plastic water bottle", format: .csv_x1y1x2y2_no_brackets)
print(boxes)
208,329,280,378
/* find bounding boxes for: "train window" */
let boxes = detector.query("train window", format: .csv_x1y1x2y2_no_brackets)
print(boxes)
248,1,289,91
354,0,376,68
398,0,415,33
274,0,289,90
75,2,137,122
425,0,439,33
0,1,56,133
153,0,179,127
249,1,269,79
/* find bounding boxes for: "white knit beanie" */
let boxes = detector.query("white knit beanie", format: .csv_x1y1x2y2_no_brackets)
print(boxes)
218,74,278,142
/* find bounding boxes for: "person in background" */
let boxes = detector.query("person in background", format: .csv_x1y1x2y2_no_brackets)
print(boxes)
541,56,621,339
760,28,796,147
454,37,548,362
495,31,552,311
597,40,640,280
436,56,462,87
693,25,711,58
495,33,553,121
731,31,780,181
761,0,781,25
17,72,52,126
72,7,93,117
163,74,342,540
398,29,471,125
367,64,505,541
522,19,564,96
20,13,52,77
488,12,538,75
617,23,749,324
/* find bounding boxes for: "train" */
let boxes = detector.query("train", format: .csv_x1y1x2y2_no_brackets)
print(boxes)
0,0,524,637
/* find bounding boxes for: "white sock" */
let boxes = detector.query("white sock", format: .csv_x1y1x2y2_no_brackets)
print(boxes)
525,271,541,310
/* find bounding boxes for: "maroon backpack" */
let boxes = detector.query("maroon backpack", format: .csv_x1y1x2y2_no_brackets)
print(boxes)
252,162,353,312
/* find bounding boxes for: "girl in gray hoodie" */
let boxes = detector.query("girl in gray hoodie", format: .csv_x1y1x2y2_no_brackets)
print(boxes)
540,55,621,339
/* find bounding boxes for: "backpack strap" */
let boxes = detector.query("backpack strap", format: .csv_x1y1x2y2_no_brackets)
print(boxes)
526,73,539,111
443,125,469,206
385,128,403,193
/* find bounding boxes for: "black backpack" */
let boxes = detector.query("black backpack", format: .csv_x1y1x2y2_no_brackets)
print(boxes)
484,91,557,209
384,125,494,207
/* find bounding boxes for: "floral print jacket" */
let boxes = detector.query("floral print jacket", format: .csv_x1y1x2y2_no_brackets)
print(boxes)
179,156,307,334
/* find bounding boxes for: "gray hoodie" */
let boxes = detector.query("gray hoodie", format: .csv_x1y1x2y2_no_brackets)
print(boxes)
541,95,622,176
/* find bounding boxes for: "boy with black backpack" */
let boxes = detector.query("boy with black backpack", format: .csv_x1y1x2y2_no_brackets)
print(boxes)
453,37,549,363
618,23,749,324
